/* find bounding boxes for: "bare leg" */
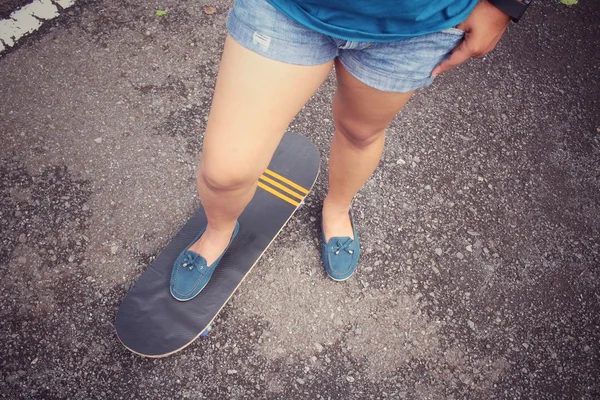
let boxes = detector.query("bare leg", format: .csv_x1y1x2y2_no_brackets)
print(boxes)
322,60,415,241
190,36,333,264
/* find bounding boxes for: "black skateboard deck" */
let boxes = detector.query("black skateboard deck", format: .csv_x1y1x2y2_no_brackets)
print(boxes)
115,132,320,357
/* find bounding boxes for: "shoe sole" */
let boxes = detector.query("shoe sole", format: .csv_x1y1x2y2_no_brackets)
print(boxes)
327,269,356,282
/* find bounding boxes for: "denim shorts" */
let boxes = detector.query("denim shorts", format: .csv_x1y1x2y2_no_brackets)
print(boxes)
226,0,466,93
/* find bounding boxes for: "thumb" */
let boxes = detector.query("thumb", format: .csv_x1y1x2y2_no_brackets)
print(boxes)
431,41,471,77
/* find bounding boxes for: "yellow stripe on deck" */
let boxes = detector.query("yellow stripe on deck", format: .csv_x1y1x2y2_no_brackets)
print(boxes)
264,169,309,195
257,181,300,207
259,175,304,201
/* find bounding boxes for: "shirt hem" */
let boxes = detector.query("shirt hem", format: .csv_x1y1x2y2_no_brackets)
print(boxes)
265,0,478,43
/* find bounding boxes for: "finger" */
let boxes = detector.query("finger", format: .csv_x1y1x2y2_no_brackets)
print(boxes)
431,41,472,76
455,22,468,32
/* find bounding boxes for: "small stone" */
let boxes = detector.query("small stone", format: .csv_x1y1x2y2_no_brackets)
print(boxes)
144,30,151,36
467,320,475,330
227,369,237,375
396,158,406,165
82,204,89,211
456,252,464,260
31,357,38,365
434,248,443,256
466,245,473,252
94,137,103,144
431,265,440,275
110,245,118,255
19,234,27,243
203,6,217,14
296,378,305,385
355,328,362,336
346,376,355,383
68,255,75,263
15,210,22,217
459,373,472,385
314,343,324,353
467,230,480,236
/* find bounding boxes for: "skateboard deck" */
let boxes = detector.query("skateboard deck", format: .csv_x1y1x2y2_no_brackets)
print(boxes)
115,132,320,357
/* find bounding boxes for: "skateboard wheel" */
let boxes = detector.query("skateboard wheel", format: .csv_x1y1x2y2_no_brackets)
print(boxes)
200,324,212,337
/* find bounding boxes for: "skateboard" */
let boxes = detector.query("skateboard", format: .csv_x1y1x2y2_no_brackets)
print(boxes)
115,132,320,357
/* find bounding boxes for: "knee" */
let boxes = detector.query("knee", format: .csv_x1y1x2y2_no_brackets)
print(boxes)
334,118,385,149
198,161,257,192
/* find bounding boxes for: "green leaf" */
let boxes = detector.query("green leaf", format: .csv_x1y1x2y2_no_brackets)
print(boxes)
155,9,168,16
560,0,578,5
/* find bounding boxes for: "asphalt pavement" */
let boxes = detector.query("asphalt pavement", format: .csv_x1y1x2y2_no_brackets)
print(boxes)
1,0,599,399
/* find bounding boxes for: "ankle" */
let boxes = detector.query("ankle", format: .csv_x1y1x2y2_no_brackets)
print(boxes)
323,197,351,214
204,223,237,242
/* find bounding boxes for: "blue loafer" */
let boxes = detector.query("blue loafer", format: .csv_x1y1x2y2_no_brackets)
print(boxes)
170,222,240,301
321,211,360,281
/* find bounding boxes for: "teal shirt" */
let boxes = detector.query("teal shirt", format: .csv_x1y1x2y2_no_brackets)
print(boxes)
266,0,479,42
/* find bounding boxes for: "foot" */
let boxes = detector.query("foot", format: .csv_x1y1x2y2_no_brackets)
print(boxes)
321,205,360,282
321,198,354,242
170,222,239,301
187,224,237,266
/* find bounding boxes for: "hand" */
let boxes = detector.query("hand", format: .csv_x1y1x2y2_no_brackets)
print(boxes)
431,0,511,76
